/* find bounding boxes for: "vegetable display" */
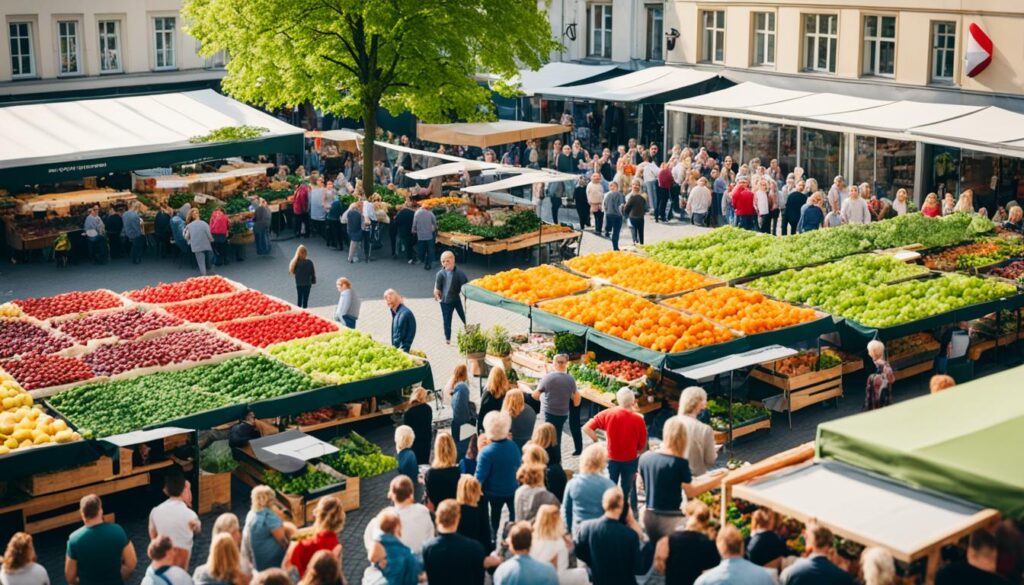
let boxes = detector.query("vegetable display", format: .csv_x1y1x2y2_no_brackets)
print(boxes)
268,330,419,385
170,356,321,401
436,210,541,240
707,399,770,431
217,311,338,347
989,261,1024,283
82,330,242,377
539,287,734,353
0,354,95,390
565,251,718,295
663,287,819,335
0,320,74,359
568,363,622,394
54,309,183,343
14,290,124,320
163,290,292,323
126,276,237,304
763,349,843,377
472,265,588,305
264,465,339,494
321,431,397,477
200,442,239,474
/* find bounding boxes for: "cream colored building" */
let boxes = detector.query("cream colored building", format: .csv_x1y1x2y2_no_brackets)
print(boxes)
1,0,223,102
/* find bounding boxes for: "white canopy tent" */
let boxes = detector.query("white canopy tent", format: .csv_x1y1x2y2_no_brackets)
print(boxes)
405,161,501,180
812,101,982,133
416,121,569,148
667,82,810,113
461,169,578,193
513,63,620,97
910,106,1024,151
748,92,891,119
535,66,720,103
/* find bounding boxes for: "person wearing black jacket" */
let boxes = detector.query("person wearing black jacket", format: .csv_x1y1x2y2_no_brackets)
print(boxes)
434,251,469,345
154,206,172,258
104,208,124,258
289,244,316,309
392,201,416,262
783,183,808,236
573,177,590,228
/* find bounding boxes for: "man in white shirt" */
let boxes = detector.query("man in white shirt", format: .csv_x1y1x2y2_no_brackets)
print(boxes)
685,177,713,226
841,185,871,225
586,173,606,234
827,175,849,213
677,386,721,476
148,472,201,569
389,475,434,555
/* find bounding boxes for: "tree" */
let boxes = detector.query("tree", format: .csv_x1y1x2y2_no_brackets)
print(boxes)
184,0,559,185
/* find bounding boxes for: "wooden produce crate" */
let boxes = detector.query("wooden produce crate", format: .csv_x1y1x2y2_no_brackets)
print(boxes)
510,349,550,374
198,471,232,515
751,363,842,393
893,360,933,381
17,448,134,496
751,364,843,425
577,385,661,415
469,240,508,255
968,331,1019,361
233,457,359,525
713,417,772,444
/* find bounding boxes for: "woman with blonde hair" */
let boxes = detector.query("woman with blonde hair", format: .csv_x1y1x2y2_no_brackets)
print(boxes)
476,366,509,434
288,244,316,308
638,416,701,543
561,443,615,537
400,386,433,465
1,532,48,585
446,363,472,453
514,464,558,523
531,505,589,585
455,475,491,552
283,495,345,579
528,423,566,500
242,485,293,572
394,425,417,485
193,533,247,585
861,547,896,585
798,191,826,232
502,389,537,449
893,188,910,216
922,192,942,217
424,432,460,511
954,189,975,214
212,513,248,575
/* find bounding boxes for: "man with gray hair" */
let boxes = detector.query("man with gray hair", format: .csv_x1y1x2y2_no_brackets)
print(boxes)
677,386,721,476
532,354,582,458
583,387,648,512
433,251,468,345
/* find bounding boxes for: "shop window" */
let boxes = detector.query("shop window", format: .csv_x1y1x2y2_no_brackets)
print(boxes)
646,5,663,61
931,22,956,83
57,20,82,75
741,120,779,167
685,114,738,163
961,149,998,213
779,125,798,178
753,12,775,67
863,15,896,77
99,20,122,73
588,4,613,59
701,10,725,64
153,16,176,70
800,128,843,184
855,136,915,199
8,22,35,78
803,14,837,74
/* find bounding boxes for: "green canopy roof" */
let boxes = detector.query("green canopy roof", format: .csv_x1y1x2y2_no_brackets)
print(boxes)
817,366,1024,518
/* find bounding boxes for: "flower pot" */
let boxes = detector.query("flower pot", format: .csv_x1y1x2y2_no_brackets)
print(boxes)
466,352,486,376
198,470,232,515
486,354,512,371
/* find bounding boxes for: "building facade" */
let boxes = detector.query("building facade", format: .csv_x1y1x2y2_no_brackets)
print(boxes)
1,0,224,103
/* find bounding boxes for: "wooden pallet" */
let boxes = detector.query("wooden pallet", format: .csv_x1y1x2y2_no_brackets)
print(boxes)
16,447,134,496
714,417,771,444
893,360,934,381
751,364,842,392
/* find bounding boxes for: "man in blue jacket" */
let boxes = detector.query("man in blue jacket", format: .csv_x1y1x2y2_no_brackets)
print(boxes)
385,288,416,352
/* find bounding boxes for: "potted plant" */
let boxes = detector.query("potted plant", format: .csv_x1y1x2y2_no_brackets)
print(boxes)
198,441,237,514
487,325,513,370
457,324,489,376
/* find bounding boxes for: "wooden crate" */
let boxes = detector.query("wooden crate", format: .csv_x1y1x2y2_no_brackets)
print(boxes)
968,331,1019,361
233,458,359,525
788,378,844,412
17,448,133,496
510,350,550,374
469,240,508,255
751,364,842,392
198,471,232,515
714,417,772,444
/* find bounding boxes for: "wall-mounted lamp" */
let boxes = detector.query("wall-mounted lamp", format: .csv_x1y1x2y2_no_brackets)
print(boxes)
665,28,680,52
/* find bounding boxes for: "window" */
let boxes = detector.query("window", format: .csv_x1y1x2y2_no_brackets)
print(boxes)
8,22,35,78
701,10,725,63
645,5,663,61
753,12,775,66
153,16,176,70
57,21,82,75
932,21,956,82
98,20,122,73
863,15,896,76
588,4,612,59
804,14,838,73
196,39,227,69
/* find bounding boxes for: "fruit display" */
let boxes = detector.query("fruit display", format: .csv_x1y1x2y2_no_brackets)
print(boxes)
664,287,819,335
538,287,734,353
595,360,647,381
82,330,242,377
707,399,770,431
644,214,993,280
0,303,22,318
163,290,292,323
762,349,842,377
216,311,338,348
0,354,95,390
988,260,1024,283
170,356,321,401
268,330,420,385
1,371,32,412
922,238,1024,271
48,374,235,437
565,251,719,295
264,465,340,494
0,406,82,455
321,432,398,478
13,290,124,320
54,309,183,343
0,320,75,359
419,196,466,209
749,255,930,308
471,265,589,305
886,333,938,360
125,276,237,304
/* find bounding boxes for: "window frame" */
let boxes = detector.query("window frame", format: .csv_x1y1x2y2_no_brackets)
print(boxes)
700,9,726,64
8,21,36,79
862,14,897,77
587,3,613,59
152,16,176,71
752,11,776,67
803,13,838,74
98,19,123,74
57,19,83,76
930,20,957,84
645,3,664,62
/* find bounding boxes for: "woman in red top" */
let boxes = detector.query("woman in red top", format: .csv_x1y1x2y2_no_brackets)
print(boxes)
921,192,942,218
284,495,344,578
209,208,230,266
292,183,311,237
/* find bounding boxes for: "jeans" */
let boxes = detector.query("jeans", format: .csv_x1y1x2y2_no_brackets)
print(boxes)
88,236,107,264
654,186,670,221
483,494,515,545
129,235,145,264
341,315,357,329
440,299,466,342
769,209,781,234
362,228,373,260
543,412,567,464
592,210,604,234
213,234,229,266
629,217,645,244
608,458,639,513
296,285,311,309
759,214,771,233
254,227,271,255
348,239,362,262
645,180,658,206
712,192,724,226
195,251,212,275
550,194,562,224
737,215,757,231
417,239,435,268
569,402,582,454
294,212,310,237
605,215,622,251
670,185,681,220
691,212,707,226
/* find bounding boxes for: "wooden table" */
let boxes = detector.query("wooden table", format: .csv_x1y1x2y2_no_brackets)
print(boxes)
577,385,661,414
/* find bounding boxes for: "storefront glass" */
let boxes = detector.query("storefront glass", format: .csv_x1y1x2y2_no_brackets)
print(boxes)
666,111,686,150
855,136,916,200
683,114,739,163
779,125,798,178
960,149,999,213
925,144,959,199
741,119,778,167
801,128,843,184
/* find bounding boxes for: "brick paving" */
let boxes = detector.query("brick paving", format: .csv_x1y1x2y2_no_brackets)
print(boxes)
3,210,1014,584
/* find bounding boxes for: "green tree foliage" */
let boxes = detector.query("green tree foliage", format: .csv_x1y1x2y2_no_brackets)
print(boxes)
184,0,559,182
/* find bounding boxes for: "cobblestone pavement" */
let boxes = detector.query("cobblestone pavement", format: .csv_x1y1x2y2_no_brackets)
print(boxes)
4,210,1013,584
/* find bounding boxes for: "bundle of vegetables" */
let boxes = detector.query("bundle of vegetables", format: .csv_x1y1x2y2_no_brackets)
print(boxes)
321,431,397,477
436,210,540,240
200,441,238,474
254,188,293,202
373,185,406,207
707,399,770,430
228,222,252,237
168,192,196,210
264,465,339,494
223,195,253,215
568,362,621,394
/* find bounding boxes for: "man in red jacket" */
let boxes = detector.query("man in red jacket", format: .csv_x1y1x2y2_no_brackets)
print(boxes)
731,178,757,231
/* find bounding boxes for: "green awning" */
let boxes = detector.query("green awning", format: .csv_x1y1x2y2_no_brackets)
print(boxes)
817,366,1024,518
463,284,532,318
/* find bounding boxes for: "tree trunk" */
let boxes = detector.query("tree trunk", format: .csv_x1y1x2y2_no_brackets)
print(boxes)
361,101,377,195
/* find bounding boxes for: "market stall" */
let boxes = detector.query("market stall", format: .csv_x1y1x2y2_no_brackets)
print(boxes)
416,121,569,148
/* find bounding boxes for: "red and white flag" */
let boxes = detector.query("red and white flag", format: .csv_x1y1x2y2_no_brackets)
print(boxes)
965,23,993,78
